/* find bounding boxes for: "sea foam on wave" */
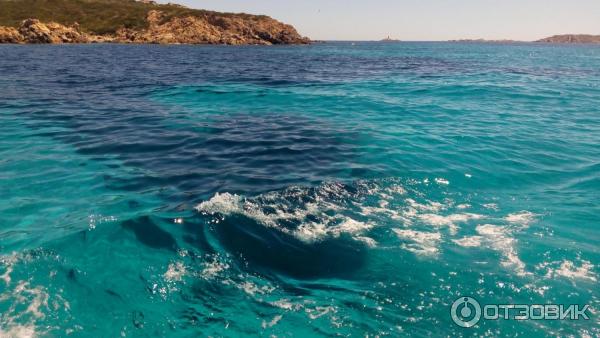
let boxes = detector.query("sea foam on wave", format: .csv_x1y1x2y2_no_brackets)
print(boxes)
196,182,379,245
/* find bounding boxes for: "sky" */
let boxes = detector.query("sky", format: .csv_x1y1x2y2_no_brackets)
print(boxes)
163,0,600,41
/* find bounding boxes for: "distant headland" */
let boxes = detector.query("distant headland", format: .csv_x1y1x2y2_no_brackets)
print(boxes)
0,0,310,45
536,34,600,44
448,35,600,44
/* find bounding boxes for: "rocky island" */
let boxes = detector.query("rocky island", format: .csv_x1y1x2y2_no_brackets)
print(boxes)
536,34,600,44
0,0,310,44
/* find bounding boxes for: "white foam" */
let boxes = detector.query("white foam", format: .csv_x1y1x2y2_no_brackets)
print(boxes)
435,178,449,185
333,218,373,237
200,257,230,280
292,216,373,243
393,228,442,256
0,264,13,286
198,192,290,232
359,204,393,217
523,283,550,296
196,192,243,215
505,211,537,227
405,199,445,213
306,306,336,320
197,186,376,245
164,262,186,282
386,184,406,195
482,203,499,211
544,260,596,282
0,324,37,338
0,254,17,286
452,236,483,247
270,299,303,311
8,281,49,320
476,223,505,237
239,281,275,297
418,213,483,235
261,315,283,329
476,224,529,276
354,236,377,248
1,280,53,338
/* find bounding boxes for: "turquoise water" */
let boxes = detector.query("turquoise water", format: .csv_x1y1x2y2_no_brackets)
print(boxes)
0,42,598,337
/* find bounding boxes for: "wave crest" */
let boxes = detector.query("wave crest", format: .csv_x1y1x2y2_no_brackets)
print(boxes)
196,181,381,244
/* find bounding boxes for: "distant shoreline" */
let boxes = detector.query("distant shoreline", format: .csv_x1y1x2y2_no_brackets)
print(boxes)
315,40,600,45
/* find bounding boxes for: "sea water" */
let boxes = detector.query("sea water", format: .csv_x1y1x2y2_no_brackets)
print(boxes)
0,42,598,337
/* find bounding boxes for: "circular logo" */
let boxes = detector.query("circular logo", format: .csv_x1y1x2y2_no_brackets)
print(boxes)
451,296,481,328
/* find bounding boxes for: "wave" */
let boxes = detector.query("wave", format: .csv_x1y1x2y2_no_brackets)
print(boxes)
194,178,549,279
195,181,383,278
196,181,377,245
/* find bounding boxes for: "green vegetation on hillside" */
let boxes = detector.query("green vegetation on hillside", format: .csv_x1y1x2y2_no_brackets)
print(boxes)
0,0,268,34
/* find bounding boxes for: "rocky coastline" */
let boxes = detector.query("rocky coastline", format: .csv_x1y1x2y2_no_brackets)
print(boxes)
0,9,310,45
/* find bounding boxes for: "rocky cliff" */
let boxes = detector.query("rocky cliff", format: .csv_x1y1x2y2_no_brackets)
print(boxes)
113,10,308,45
537,34,600,43
0,0,309,45
0,19,90,43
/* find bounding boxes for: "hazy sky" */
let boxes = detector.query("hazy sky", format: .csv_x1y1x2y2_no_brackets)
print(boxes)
165,0,600,41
